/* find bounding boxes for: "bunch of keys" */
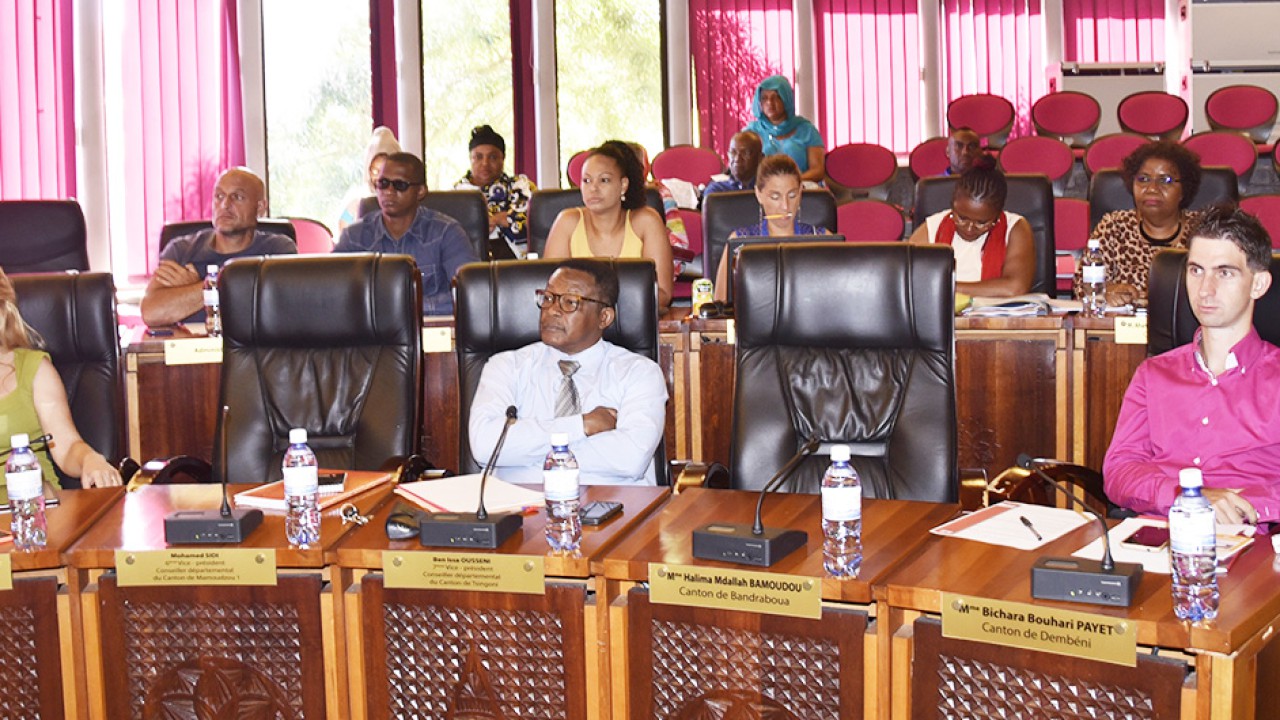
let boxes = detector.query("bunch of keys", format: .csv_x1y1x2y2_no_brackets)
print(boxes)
340,503,370,526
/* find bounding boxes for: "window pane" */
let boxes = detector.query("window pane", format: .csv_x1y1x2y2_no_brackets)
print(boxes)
262,0,371,231
557,0,664,182
421,0,514,191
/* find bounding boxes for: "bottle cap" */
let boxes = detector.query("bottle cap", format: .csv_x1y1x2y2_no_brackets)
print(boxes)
289,428,308,444
550,432,569,446
830,444,851,462
207,264,218,274
1178,467,1203,489
9,433,28,449
1087,238,1101,249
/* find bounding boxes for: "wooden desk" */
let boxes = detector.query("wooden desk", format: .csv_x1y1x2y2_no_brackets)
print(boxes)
331,485,669,720
0,487,124,719
66,483,388,719
599,487,957,718
879,520,1280,718
1071,315,1148,470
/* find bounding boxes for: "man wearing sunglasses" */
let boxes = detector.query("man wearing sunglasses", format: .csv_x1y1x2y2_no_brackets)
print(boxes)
141,167,297,327
335,152,478,315
467,259,667,485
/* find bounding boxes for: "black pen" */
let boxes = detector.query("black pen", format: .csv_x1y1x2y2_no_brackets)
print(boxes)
1020,515,1043,542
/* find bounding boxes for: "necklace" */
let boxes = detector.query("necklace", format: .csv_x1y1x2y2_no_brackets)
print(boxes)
1139,218,1181,246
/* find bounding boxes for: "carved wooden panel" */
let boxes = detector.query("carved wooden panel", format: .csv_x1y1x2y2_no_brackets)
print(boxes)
626,588,864,718
0,576,64,719
911,617,1186,719
97,573,326,719
361,575,587,718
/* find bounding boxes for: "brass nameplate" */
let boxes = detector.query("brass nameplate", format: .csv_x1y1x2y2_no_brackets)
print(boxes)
421,326,453,354
1114,316,1148,345
648,563,821,620
383,551,545,594
0,554,12,591
163,337,223,365
114,549,277,587
941,593,1137,666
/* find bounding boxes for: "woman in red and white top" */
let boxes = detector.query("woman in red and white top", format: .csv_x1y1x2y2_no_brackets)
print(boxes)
908,161,1035,298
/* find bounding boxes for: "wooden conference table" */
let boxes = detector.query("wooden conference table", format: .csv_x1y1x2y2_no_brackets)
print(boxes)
123,313,1150,502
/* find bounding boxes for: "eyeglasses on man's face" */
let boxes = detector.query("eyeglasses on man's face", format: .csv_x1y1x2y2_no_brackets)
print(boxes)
375,178,422,192
535,289,610,313
1134,174,1181,187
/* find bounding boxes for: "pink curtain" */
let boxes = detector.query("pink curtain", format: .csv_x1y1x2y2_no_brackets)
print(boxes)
0,0,76,200
942,0,1045,139
1063,0,1164,63
120,0,245,277
815,0,922,154
689,0,796,154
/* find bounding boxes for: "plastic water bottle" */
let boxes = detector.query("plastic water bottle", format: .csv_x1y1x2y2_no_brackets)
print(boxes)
821,445,862,577
543,432,581,553
281,428,320,548
6,434,47,551
1169,468,1219,622
203,264,222,336
1080,239,1107,317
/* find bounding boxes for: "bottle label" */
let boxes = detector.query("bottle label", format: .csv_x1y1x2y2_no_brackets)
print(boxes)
6,469,43,501
282,465,319,495
203,289,219,307
1082,265,1105,284
543,468,580,501
1169,511,1215,554
821,485,862,521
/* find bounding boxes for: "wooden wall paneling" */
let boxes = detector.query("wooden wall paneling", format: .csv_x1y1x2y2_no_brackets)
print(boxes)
421,349,460,472
1072,324,1146,471
127,353,220,462
359,575,588,718
659,326,685,461
690,321,736,469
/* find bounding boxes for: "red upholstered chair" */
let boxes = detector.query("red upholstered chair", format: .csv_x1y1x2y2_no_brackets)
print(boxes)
287,217,334,253
1239,195,1280,249
1183,131,1259,187
651,146,724,186
836,200,906,242
1205,84,1278,146
672,208,705,300
1083,133,1149,176
566,150,589,187
997,136,1075,195
947,94,1016,148
1053,197,1090,296
1117,91,1189,141
1031,91,1102,150
909,137,950,180
825,143,898,199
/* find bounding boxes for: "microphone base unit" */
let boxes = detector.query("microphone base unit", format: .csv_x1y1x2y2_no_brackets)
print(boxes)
164,508,264,545
1031,556,1144,607
692,523,808,567
419,512,523,549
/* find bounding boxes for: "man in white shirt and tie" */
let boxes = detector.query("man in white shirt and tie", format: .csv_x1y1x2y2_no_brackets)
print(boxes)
468,259,668,485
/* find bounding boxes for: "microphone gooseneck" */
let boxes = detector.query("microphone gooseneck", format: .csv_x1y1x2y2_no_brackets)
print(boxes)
752,434,822,536
477,405,519,521
219,406,232,518
1017,454,1115,572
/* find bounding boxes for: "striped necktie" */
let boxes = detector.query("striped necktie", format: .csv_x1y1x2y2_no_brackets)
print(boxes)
555,360,581,417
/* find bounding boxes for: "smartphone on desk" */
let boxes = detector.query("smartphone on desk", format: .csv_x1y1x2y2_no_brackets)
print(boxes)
1119,525,1169,552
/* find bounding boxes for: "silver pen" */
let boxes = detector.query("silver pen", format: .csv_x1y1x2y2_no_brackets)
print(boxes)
1020,515,1043,542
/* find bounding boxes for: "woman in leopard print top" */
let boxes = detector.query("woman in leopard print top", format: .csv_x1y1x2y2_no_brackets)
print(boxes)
1075,141,1203,306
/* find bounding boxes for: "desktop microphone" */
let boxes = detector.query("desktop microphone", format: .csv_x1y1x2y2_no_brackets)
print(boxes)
164,406,263,544
691,434,821,567
1017,454,1143,607
419,405,524,549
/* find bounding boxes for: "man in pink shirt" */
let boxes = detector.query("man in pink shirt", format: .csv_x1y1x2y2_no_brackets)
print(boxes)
1105,205,1280,526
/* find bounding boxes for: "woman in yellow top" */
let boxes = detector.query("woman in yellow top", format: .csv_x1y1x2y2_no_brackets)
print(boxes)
544,140,673,310
0,269,121,488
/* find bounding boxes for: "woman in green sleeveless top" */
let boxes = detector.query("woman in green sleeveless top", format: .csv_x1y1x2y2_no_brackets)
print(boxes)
0,269,121,488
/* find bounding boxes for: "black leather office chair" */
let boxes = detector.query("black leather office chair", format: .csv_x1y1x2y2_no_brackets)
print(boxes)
0,200,89,273
1088,168,1238,230
730,243,957,501
212,254,423,484
1147,248,1280,356
158,219,297,253
525,188,665,257
11,272,124,488
356,191,514,260
453,259,668,484
702,189,838,294
913,174,1056,295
